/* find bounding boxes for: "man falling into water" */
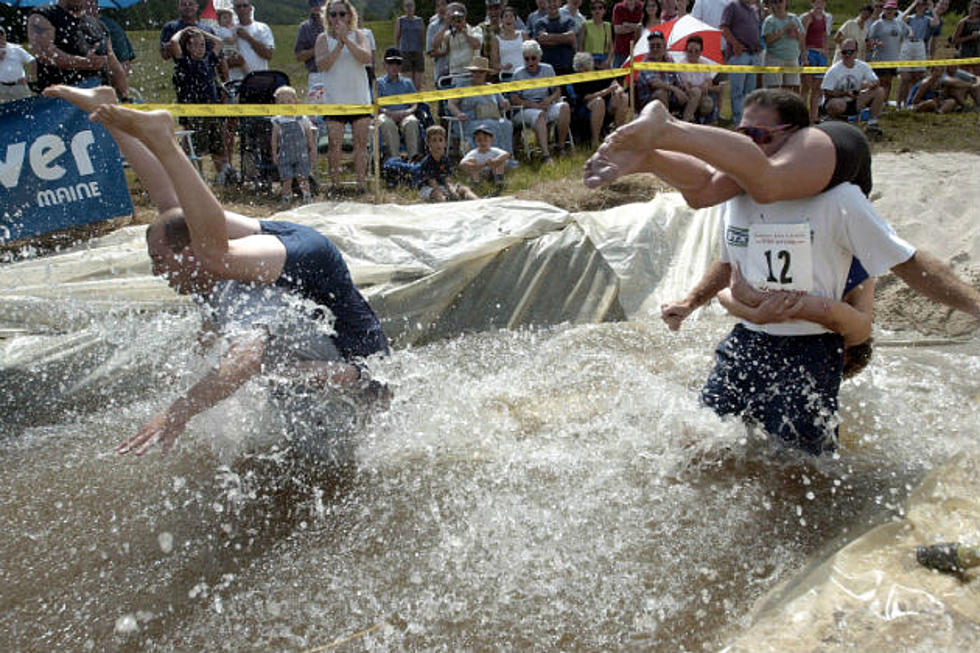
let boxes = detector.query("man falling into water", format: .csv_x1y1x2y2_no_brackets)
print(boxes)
42,85,390,457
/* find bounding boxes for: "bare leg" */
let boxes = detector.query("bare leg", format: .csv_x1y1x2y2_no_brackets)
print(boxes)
585,99,837,204
352,116,369,189
90,104,229,254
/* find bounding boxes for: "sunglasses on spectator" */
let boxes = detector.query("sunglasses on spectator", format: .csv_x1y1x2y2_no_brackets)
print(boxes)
841,48,857,55
233,2,250,7
736,124,792,145
524,55,539,61
329,10,348,17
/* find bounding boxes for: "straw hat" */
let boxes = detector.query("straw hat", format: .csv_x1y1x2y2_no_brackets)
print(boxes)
465,56,493,73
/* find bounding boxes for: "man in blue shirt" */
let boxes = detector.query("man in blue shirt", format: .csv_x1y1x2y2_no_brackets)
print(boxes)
376,47,421,159
532,0,578,74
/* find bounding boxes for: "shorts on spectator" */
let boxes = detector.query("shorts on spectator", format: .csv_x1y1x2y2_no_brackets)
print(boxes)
699,324,844,456
806,49,827,79
420,183,449,201
179,117,225,157
278,156,312,181
819,96,859,117
875,67,897,77
401,50,425,73
900,39,927,73
763,54,801,87
512,101,566,127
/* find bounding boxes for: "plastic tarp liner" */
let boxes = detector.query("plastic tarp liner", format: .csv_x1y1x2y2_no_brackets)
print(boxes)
722,452,980,653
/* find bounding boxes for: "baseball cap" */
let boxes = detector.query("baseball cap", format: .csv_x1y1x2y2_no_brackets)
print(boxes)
473,124,494,137
883,0,898,8
384,47,404,62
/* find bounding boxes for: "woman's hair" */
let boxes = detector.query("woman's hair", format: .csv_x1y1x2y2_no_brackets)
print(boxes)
521,39,543,58
743,88,811,129
324,0,359,36
643,0,661,25
572,51,594,72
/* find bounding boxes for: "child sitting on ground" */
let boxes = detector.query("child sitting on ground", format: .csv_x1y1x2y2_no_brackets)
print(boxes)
270,85,316,207
458,124,510,193
418,125,477,202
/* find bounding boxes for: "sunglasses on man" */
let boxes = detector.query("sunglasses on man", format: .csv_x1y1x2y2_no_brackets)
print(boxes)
736,124,792,145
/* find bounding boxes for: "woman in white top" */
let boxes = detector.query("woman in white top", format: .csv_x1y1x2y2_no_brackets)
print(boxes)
312,0,373,193
491,6,526,76
0,26,35,103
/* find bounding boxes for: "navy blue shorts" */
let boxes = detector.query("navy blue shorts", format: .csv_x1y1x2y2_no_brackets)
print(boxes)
700,324,845,456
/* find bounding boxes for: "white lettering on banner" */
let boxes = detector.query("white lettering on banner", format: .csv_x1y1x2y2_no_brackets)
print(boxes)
36,181,103,207
0,130,98,189
745,222,813,292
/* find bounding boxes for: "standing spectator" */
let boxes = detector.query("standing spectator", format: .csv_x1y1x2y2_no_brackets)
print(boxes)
376,47,421,160
447,55,515,155
271,85,316,206
643,0,662,30
868,0,905,106
528,0,550,30
441,3,482,77
720,0,761,125
801,0,831,123
27,0,130,98
761,0,803,94
691,0,732,30
160,0,215,64
358,13,378,86
509,40,571,163
230,0,274,80
820,37,885,131
927,0,948,57
896,0,941,107
99,11,135,78
167,26,229,177
580,0,613,69
427,0,451,84
952,0,980,74
479,0,504,63
560,0,588,35
833,4,873,63
294,0,325,87
532,0,578,75
394,0,425,90
491,5,527,75
569,51,628,146
612,0,644,67
0,26,35,102
312,0,372,193
660,0,681,22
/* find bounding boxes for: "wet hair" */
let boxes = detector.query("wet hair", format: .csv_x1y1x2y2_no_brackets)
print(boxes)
146,213,191,253
426,124,447,139
743,88,811,129
572,51,594,72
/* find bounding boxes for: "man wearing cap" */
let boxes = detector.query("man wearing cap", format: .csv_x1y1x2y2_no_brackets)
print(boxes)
440,3,483,77
820,38,886,131
720,0,762,124
377,47,421,159
867,0,905,106
532,0,578,75
294,0,325,86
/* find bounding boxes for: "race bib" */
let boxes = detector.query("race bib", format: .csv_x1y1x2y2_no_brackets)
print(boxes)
745,223,813,292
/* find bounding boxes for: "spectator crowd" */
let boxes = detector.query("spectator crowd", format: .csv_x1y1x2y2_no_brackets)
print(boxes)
4,0,979,201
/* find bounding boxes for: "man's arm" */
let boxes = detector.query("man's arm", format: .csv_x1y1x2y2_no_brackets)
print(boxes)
238,25,275,62
117,333,267,456
891,250,980,319
661,260,732,330
28,13,107,73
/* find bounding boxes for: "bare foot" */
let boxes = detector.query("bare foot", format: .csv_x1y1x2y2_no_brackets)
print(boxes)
582,100,674,188
42,84,118,114
607,99,672,152
582,140,650,187
90,105,176,147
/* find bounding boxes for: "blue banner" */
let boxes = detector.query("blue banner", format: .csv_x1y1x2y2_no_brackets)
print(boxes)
0,94,133,244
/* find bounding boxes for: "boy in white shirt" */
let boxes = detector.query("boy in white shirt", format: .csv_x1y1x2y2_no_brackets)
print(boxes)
458,124,510,191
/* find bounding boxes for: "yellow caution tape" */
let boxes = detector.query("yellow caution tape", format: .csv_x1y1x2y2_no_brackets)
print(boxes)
128,56,980,118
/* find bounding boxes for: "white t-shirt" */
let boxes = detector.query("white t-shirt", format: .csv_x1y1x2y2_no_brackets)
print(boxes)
718,183,915,336
462,145,508,165
0,44,35,84
821,59,878,92
232,20,274,80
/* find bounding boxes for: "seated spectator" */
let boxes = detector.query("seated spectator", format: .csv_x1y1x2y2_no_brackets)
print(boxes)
941,65,980,107
168,26,229,178
458,124,510,191
0,26,35,103
635,30,699,120
377,47,421,160
906,66,955,113
442,3,483,77
419,125,478,201
446,56,516,159
491,5,527,76
568,52,627,147
531,0,578,75
508,40,571,163
676,35,723,122
897,0,941,109
580,0,614,69
819,38,885,134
